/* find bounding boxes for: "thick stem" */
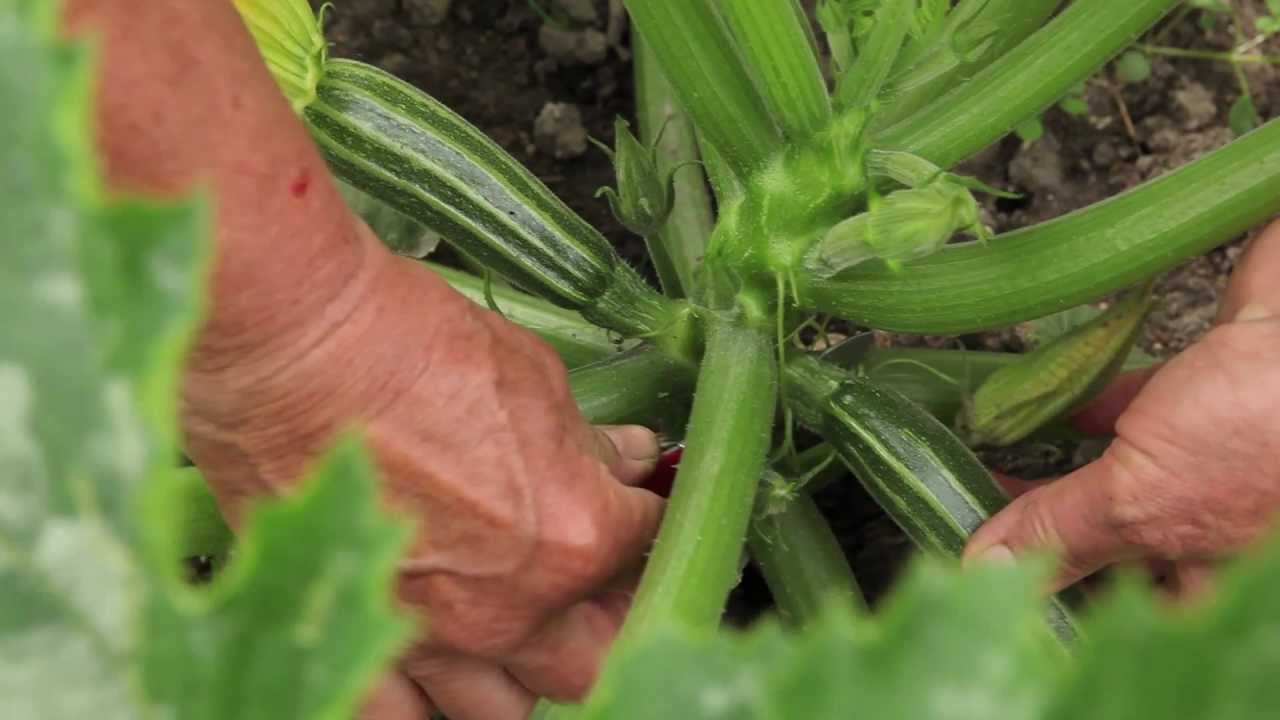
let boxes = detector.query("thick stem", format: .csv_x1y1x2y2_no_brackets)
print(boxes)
622,320,777,633
717,0,832,139
797,119,1280,333
569,346,696,430
634,32,715,298
580,262,700,360
750,485,865,626
876,0,1178,169
624,0,782,178
427,262,623,369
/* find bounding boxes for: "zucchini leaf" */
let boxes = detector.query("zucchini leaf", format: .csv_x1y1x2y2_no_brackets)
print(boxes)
0,7,411,718
585,538,1280,719
583,560,1064,720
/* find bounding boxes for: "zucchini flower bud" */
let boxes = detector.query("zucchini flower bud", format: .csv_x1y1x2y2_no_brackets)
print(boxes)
806,178,985,276
593,117,675,238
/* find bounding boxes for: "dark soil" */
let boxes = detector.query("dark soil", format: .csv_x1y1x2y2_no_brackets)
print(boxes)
323,1,1280,613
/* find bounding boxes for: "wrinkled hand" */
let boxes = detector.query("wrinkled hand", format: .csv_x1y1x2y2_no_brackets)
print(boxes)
965,221,1280,598
186,235,664,720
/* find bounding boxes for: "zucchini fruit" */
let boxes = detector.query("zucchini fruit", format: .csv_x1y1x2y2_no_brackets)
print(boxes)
235,0,682,340
822,378,1080,643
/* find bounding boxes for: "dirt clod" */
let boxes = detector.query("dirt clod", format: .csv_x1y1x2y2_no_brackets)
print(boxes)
534,101,589,160
538,24,609,66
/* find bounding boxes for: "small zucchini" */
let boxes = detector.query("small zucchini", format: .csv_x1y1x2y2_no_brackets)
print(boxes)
959,282,1154,447
823,377,1080,643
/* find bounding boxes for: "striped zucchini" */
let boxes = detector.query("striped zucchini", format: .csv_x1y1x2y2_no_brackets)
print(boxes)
308,61,613,306
234,0,679,339
822,377,1080,643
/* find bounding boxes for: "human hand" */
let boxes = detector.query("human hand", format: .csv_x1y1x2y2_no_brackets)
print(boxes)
186,236,664,720
965,221,1280,597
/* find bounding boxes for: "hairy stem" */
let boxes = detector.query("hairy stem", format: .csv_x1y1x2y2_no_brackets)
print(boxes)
570,346,696,429
428,262,624,368
876,0,1178,168
717,0,832,139
798,119,1280,333
624,0,782,177
622,320,777,633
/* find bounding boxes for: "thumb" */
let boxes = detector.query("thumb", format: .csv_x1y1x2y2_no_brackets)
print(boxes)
965,453,1139,591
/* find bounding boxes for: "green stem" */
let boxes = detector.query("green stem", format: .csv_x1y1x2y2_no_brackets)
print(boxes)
835,0,910,110
1138,43,1280,65
797,119,1280,333
634,32,715,298
697,129,745,204
875,0,1064,129
624,0,782,178
428,262,625,369
717,0,832,139
749,491,866,626
622,320,777,634
876,0,1178,168
582,263,700,361
569,346,696,430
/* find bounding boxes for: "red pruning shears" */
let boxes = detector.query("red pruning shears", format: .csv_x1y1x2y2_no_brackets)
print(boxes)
640,439,684,498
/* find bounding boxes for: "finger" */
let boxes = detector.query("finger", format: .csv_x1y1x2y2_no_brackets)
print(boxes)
596,483,665,581
407,654,533,720
358,671,436,720
1072,366,1161,436
965,455,1139,591
506,598,624,701
1218,221,1280,323
1167,560,1217,603
593,425,660,486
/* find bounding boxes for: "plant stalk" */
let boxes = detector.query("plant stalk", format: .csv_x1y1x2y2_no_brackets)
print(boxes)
798,119,1280,333
633,32,715,298
428,262,624,369
570,346,697,430
622,319,777,634
835,0,910,110
876,0,1179,169
874,0,1064,128
717,0,833,139
624,0,782,178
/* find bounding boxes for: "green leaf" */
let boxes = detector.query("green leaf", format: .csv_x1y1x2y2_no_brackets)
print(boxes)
583,559,1064,720
143,440,415,720
1114,50,1152,85
0,8,411,719
166,467,234,572
1023,305,1104,347
1046,535,1280,720
1228,95,1261,137
1015,116,1046,142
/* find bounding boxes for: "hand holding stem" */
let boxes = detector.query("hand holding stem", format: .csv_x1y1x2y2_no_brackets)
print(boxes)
966,221,1280,598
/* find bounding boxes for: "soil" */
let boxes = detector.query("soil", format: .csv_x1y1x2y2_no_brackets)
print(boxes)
322,2,1280,613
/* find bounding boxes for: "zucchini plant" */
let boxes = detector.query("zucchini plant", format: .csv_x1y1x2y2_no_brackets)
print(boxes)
233,0,1280,708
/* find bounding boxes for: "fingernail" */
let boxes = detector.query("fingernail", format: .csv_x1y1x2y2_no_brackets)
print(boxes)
602,425,658,462
976,545,1016,567
1234,303,1275,323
